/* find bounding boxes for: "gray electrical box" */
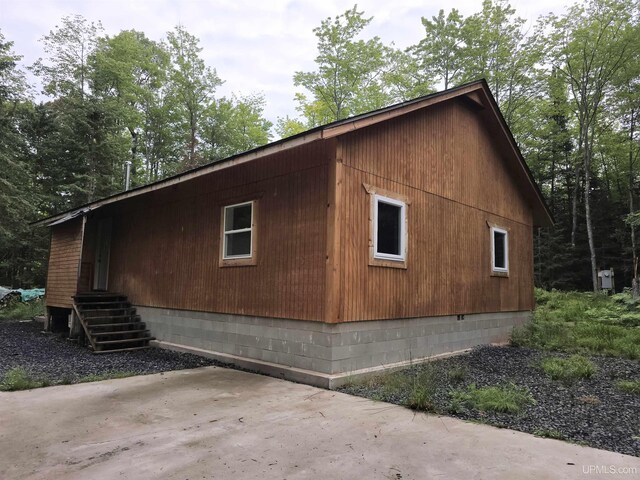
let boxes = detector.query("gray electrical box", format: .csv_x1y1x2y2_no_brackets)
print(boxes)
598,269,614,290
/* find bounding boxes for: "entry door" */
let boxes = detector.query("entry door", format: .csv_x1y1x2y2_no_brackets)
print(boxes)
93,218,112,291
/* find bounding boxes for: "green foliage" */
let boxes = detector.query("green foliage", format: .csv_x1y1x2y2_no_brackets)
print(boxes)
449,383,535,414
293,5,394,126
615,380,640,394
360,366,438,412
512,289,640,359
0,367,50,391
0,298,45,320
533,429,566,440
447,366,467,383
202,93,272,161
540,355,596,383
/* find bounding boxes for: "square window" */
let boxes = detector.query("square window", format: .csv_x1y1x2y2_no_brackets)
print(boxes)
491,227,508,273
223,201,253,259
373,194,406,261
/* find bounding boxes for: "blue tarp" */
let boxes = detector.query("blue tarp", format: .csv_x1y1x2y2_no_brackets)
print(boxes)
0,287,45,302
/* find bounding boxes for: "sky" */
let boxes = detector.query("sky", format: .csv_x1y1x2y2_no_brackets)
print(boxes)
0,0,570,124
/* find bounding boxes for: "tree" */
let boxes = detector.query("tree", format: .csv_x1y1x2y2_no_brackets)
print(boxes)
410,9,466,90
202,93,272,161
546,0,640,291
293,6,392,126
0,31,46,286
166,25,222,170
91,29,173,187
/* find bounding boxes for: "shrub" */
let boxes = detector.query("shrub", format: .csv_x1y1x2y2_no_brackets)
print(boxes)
541,355,596,383
449,383,534,414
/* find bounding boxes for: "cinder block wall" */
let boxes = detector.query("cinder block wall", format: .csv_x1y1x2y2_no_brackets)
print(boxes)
138,307,530,388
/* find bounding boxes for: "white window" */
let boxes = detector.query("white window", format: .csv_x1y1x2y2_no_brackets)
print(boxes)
223,201,253,259
373,194,406,262
491,226,509,273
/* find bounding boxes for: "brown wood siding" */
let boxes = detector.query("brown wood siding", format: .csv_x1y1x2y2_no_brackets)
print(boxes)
104,142,330,321
337,100,534,321
46,218,84,308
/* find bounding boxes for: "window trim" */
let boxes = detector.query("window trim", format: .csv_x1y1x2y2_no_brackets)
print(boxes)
490,225,509,276
220,200,257,267
364,184,409,270
373,194,407,262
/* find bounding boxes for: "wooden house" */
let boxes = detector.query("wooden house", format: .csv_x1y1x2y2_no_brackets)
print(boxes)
36,80,553,388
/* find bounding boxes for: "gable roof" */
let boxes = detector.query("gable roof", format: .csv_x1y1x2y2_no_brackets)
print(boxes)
32,79,553,228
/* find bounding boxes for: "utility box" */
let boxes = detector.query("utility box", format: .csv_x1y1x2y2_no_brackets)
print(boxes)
598,269,615,291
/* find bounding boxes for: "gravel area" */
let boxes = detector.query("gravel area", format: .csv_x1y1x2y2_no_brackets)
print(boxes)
339,345,640,457
0,320,220,382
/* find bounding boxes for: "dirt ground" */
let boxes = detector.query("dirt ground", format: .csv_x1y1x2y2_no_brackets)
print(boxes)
0,366,637,480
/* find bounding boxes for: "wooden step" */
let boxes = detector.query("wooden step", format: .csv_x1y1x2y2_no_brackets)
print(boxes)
92,329,148,337
89,322,146,329
81,308,136,316
84,313,139,321
93,346,153,354
95,336,154,346
77,301,131,308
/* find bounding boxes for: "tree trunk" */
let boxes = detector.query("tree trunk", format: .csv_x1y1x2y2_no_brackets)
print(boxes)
583,135,598,292
571,162,580,247
628,109,638,298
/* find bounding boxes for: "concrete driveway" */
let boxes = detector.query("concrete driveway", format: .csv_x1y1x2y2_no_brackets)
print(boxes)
0,366,637,480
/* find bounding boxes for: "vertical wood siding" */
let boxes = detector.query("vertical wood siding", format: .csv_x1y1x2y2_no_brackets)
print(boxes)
45,218,84,308
337,99,535,321
105,142,330,321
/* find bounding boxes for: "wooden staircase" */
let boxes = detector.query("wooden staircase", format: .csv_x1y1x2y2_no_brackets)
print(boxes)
73,292,154,353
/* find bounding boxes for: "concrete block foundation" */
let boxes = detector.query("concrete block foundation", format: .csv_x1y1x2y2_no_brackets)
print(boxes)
139,306,530,389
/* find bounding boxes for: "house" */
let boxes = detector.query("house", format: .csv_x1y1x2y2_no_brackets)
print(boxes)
35,80,553,388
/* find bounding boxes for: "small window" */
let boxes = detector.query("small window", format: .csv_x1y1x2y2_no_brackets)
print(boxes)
223,201,253,259
373,194,406,261
491,226,508,273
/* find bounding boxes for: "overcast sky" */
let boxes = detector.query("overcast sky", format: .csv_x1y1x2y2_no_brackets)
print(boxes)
0,0,570,124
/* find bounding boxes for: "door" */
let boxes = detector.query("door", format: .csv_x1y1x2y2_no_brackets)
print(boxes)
93,218,112,291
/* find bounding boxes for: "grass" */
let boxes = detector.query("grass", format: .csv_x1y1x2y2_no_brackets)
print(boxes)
447,366,467,383
533,429,566,440
511,289,640,360
0,298,45,321
616,380,640,395
449,383,535,414
362,366,439,411
0,367,138,391
0,367,50,391
540,355,596,383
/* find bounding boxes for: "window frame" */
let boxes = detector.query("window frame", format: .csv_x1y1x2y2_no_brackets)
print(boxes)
373,194,407,262
364,184,409,269
490,225,509,276
220,200,257,267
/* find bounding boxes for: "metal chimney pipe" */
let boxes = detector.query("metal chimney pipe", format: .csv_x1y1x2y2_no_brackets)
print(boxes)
124,161,132,191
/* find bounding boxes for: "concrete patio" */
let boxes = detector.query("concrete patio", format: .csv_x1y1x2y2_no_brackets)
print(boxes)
0,366,637,479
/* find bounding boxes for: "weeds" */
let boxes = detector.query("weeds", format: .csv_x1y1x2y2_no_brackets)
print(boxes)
533,429,565,440
0,367,50,391
447,366,467,383
616,380,640,395
449,383,534,414
0,298,45,321
540,355,596,383
511,290,640,360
